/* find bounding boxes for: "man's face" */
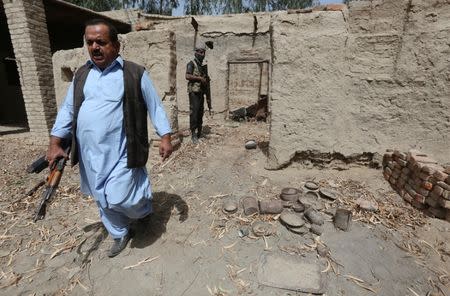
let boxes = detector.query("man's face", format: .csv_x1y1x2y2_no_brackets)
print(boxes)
195,49,205,62
85,24,120,70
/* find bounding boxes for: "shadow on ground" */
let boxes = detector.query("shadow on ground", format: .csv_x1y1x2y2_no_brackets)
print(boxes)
258,141,269,157
77,221,108,265
130,191,188,249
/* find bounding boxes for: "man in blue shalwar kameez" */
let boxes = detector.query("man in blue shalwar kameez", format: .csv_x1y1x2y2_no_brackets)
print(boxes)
47,19,173,257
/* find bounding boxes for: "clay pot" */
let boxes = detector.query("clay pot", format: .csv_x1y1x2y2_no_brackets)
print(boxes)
280,187,300,201
334,208,352,231
259,200,283,214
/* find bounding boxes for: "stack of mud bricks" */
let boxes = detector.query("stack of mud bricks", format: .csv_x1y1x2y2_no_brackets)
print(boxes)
383,149,450,222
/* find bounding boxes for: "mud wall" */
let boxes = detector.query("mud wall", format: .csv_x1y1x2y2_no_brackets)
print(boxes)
146,14,272,116
51,1,450,166
267,0,450,169
267,10,350,169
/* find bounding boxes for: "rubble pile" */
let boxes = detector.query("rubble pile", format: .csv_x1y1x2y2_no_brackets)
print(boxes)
383,149,450,221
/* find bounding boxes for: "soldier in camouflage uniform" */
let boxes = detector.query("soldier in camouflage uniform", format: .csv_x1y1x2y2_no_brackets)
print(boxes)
186,46,210,144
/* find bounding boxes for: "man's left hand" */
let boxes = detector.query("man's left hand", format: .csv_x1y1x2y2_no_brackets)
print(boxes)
159,134,173,161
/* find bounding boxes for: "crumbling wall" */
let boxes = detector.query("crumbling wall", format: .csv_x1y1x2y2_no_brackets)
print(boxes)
51,1,449,166
346,0,450,164
52,48,88,107
52,29,177,136
142,14,272,116
267,10,350,169
99,9,140,26
267,0,450,169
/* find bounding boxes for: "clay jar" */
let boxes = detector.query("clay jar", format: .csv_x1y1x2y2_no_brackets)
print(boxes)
280,187,300,202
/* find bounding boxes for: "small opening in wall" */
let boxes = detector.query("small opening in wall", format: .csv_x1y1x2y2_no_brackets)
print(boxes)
61,67,74,82
4,58,20,86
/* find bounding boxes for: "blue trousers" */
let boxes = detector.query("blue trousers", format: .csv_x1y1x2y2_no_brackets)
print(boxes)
96,197,153,239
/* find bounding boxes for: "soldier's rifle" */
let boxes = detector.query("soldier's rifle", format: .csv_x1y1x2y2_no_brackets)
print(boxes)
202,64,212,115
27,145,70,222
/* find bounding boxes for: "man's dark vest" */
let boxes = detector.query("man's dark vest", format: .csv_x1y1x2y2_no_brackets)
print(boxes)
71,60,148,168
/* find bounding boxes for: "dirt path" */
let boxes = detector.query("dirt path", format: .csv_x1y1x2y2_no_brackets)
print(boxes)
0,119,449,295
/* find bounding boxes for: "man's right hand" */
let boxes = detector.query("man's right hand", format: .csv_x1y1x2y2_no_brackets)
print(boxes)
46,136,69,167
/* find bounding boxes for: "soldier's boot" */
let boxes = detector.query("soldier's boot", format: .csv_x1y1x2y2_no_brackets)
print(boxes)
191,129,199,144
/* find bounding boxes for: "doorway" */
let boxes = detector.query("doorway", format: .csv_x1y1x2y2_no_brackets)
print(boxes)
0,4,27,132
227,60,269,121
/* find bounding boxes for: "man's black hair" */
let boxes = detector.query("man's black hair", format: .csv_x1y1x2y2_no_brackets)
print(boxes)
84,19,118,42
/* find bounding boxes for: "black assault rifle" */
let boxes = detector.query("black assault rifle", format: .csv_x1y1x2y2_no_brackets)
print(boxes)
27,144,70,222
202,64,212,115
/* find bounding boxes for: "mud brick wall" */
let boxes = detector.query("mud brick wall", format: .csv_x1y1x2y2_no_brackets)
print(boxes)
267,0,450,169
383,150,450,222
3,0,56,138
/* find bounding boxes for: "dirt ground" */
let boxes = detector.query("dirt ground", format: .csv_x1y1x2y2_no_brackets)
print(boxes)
0,117,449,296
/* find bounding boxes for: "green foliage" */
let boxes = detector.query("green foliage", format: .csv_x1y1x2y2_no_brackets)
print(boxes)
65,0,178,15
123,0,179,15
187,0,313,15
64,0,313,15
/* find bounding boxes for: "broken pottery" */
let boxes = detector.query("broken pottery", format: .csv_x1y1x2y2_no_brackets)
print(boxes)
252,221,276,237
334,208,352,231
301,191,324,212
310,224,323,235
280,187,300,201
259,200,283,214
222,199,238,214
304,181,319,191
303,190,320,200
280,212,305,228
287,225,309,234
241,196,259,215
319,188,338,200
304,208,324,225
282,187,299,195
282,200,294,208
292,202,305,213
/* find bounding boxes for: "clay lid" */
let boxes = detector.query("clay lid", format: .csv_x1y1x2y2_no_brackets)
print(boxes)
292,202,305,213
252,221,276,236
222,199,238,214
304,181,319,191
319,188,338,200
287,225,309,234
303,190,320,200
280,212,305,228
